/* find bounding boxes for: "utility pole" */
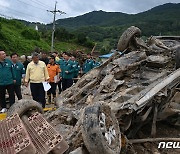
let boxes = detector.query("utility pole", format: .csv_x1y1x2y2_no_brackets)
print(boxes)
47,1,66,52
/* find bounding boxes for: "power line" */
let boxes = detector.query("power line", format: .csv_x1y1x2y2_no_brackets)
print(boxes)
0,4,47,22
28,0,54,10
16,0,47,11
15,0,54,22
29,0,53,9
0,4,36,18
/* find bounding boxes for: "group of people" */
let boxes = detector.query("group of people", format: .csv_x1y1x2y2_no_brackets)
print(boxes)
0,49,100,112
0,51,25,113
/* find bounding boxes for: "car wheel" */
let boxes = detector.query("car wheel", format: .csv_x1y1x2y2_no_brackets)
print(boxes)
81,103,121,154
117,26,141,51
7,99,43,117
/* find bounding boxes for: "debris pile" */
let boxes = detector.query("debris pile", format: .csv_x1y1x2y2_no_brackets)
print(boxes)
46,26,180,153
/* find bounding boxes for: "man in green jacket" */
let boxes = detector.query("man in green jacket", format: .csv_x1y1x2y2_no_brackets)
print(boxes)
71,55,80,83
56,52,66,94
11,53,25,100
61,53,74,91
93,58,101,68
0,50,16,113
83,53,94,74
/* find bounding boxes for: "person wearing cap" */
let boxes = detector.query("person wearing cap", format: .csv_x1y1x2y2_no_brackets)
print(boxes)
0,50,16,113
11,53,25,100
61,52,74,91
47,55,61,104
83,53,94,74
25,52,49,108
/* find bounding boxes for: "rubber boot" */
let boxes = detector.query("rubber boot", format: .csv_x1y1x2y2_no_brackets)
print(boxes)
47,94,51,105
52,95,56,104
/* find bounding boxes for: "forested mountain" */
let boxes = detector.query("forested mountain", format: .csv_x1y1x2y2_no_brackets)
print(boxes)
48,3,180,52
54,3,180,33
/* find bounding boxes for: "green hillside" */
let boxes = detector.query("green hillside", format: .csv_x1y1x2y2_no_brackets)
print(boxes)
0,18,92,55
0,18,51,55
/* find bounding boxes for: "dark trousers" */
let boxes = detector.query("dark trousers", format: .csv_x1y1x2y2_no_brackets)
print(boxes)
73,75,78,83
47,82,57,96
62,78,73,91
30,83,46,108
57,80,62,94
0,84,15,108
14,85,22,100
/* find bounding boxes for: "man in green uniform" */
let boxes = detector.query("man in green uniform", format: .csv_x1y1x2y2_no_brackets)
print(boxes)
0,50,16,113
61,53,74,91
11,53,25,100
56,52,66,94
71,55,80,83
83,53,94,74
93,58,101,68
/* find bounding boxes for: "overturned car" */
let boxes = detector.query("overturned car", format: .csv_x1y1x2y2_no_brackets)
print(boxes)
7,26,180,154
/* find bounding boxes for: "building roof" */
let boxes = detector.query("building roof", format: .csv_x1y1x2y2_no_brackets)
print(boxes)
99,52,121,58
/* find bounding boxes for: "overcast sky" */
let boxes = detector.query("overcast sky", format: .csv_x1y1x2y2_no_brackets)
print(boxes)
0,0,179,23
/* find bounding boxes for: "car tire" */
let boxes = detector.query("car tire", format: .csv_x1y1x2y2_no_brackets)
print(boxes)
81,103,121,154
7,99,43,117
117,26,141,51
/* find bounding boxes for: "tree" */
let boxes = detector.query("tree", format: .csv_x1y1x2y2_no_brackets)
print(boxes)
21,28,40,40
77,33,87,44
55,28,74,41
0,23,2,30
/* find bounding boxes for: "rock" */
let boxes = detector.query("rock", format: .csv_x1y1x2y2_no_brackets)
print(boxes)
69,147,84,154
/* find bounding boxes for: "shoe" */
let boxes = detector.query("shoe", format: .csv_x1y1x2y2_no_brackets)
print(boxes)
0,108,7,113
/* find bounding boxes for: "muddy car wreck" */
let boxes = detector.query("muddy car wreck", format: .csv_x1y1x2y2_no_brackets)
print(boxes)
6,26,180,154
